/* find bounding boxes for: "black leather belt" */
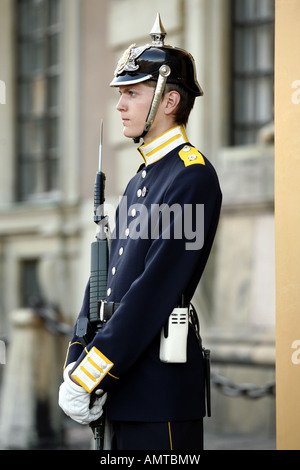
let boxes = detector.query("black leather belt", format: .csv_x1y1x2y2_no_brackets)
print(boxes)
98,300,120,323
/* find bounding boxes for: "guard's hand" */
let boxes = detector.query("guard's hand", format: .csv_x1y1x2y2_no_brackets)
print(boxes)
58,362,107,425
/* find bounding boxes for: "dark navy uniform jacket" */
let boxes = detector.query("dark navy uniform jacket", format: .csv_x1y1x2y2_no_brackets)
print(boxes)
65,125,222,423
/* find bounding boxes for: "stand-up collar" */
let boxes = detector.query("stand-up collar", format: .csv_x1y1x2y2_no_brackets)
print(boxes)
137,125,189,166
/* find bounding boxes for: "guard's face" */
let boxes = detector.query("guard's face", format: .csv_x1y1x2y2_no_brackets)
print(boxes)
116,83,155,140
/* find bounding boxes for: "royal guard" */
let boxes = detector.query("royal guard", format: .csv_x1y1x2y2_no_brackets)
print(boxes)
59,14,222,450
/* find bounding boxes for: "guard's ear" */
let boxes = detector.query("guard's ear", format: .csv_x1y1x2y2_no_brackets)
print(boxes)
164,90,181,115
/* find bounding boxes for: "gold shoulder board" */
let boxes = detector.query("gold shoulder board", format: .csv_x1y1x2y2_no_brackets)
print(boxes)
179,145,205,167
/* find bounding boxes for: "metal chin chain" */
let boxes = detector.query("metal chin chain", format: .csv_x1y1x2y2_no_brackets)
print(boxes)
133,64,171,144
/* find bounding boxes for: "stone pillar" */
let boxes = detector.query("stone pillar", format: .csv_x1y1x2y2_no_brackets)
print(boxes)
275,0,300,450
0,309,67,449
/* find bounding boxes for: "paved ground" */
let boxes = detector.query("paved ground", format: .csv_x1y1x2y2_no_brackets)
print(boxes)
0,418,276,451
63,421,276,451
204,431,276,450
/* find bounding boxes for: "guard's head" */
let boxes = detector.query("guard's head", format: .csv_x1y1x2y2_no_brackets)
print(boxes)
110,13,203,142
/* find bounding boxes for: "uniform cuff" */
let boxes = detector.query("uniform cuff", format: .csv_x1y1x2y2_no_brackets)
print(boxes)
71,346,118,393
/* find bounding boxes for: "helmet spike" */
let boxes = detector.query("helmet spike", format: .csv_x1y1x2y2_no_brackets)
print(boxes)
150,13,167,46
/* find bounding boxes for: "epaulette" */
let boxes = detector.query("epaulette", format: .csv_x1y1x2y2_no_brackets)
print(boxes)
179,145,205,167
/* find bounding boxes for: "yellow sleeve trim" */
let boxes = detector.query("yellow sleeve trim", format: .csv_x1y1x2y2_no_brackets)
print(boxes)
108,371,120,380
63,341,83,370
71,346,114,393
179,145,205,167
88,356,104,374
81,365,97,383
168,422,173,450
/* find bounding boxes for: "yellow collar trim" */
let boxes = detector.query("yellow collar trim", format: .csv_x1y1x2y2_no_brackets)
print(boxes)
138,125,189,166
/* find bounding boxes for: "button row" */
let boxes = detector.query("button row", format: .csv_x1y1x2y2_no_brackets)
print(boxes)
107,241,126,296
137,186,148,198
107,170,147,298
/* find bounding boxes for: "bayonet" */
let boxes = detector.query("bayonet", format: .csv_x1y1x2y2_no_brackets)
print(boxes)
98,120,103,173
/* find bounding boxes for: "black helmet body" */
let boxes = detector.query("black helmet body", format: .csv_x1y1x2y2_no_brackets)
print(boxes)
110,43,203,97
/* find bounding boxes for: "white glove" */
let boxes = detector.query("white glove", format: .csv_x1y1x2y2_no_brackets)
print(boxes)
58,362,107,425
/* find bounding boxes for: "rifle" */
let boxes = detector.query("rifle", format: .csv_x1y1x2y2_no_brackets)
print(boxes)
76,120,109,450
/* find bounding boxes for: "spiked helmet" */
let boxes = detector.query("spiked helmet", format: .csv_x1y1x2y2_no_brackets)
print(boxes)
110,14,203,141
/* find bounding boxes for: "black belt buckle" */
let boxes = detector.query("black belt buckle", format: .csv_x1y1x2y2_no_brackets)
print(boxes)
97,300,120,324
98,299,106,324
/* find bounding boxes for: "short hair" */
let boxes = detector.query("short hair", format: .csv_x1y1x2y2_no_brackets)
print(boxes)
145,80,196,126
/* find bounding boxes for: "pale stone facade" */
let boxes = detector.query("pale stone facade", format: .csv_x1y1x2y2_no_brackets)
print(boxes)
0,0,275,448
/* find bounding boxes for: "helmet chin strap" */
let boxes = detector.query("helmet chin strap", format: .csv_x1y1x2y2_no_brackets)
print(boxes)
133,65,171,144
